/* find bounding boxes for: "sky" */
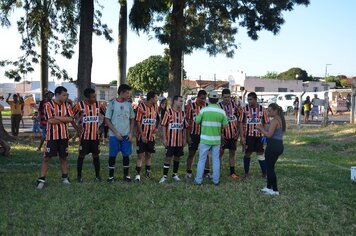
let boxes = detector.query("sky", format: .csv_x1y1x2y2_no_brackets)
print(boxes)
0,0,355,84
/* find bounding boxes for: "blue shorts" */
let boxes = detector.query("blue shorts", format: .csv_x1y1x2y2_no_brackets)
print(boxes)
41,127,47,139
33,124,41,133
109,136,132,157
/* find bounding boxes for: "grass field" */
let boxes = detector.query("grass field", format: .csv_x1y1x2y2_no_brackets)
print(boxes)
0,125,355,235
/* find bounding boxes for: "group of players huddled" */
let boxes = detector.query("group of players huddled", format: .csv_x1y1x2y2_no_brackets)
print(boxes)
36,84,271,189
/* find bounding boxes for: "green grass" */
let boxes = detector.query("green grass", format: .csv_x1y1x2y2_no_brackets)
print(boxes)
1,125,355,235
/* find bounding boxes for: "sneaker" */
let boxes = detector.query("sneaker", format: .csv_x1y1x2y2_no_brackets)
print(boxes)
77,177,83,183
145,171,151,179
261,187,272,193
185,173,192,179
95,176,102,182
266,190,280,196
135,174,141,182
159,176,167,183
124,176,132,182
36,179,45,189
204,173,212,179
107,177,114,183
172,174,181,182
230,173,239,180
62,178,71,184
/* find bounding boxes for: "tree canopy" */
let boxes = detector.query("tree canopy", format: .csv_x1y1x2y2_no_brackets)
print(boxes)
325,75,349,88
277,67,314,81
127,55,168,93
262,71,279,79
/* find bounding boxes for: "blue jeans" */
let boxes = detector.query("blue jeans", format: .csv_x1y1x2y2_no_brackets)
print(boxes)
195,143,221,185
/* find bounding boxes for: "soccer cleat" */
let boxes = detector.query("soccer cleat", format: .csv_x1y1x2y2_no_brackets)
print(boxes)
265,190,280,196
261,187,272,193
159,176,167,183
124,176,132,182
36,179,45,189
135,174,141,182
204,173,212,179
230,173,239,180
77,177,83,183
62,178,71,184
172,174,181,182
185,173,192,179
145,171,151,179
95,176,102,182
107,177,114,183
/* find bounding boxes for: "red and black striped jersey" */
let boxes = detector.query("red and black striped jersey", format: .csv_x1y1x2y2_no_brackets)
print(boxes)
161,108,188,147
73,101,105,140
186,100,208,135
136,102,159,141
44,100,74,141
238,104,269,137
38,99,51,126
219,100,239,139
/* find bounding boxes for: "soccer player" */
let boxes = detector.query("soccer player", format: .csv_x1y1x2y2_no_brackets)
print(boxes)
239,92,269,179
194,91,228,186
219,88,240,180
36,86,74,189
185,90,210,179
73,88,105,183
159,95,189,183
105,84,135,182
135,91,159,181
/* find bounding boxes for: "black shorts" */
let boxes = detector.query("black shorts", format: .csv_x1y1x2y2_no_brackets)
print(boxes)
188,134,200,151
137,139,156,154
45,139,69,158
221,138,237,151
166,146,184,157
245,136,264,154
80,140,100,156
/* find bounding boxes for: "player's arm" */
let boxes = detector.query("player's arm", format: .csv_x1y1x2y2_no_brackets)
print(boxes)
258,119,278,138
53,116,73,123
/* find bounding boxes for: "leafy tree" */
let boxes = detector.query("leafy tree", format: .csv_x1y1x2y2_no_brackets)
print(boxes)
109,80,117,86
262,71,279,79
326,75,349,88
118,0,127,86
277,67,314,81
127,55,168,92
129,0,310,98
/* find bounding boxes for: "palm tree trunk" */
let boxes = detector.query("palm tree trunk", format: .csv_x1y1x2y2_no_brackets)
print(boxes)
40,0,49,100
168,0,185,98
118,0,127,86
77,0,94,100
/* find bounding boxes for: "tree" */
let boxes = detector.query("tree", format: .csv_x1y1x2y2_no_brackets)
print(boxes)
0,0,78,98
109,80,117,86
126,55,168,93
326,75,349,88
277,67,313,81
129,0,310,98
262,71,279,79
118,0,127,86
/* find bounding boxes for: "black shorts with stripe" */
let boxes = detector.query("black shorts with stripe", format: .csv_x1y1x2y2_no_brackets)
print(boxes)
188,134,200,151
45,139,69,158
166,146,184,157
80,140,100,156
221,138,237,151
245,136,264,154
136,139,156,154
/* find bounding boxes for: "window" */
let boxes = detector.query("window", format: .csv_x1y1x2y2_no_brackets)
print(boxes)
100,90,105,100
278,88,287,92
313,87,318,92
255,87,264,92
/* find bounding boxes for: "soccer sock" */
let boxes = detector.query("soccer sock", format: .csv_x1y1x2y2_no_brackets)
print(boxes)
108,157,116,178
62,173,68,179
39,176,46,181
163,164,170,176
93,157,100,177
230,166,236,175
136,166,142,175
258,160,267,175
123,156,130,177
204,168,210,174
243,156,250,174
187,169,192,174
145,165,151,175
173,161,180,175
77,156,84,177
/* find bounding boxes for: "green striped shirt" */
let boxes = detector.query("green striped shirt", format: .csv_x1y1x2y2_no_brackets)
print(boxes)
196,104,228,145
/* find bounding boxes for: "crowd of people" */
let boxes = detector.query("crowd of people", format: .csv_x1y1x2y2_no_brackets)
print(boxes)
17,84,284,196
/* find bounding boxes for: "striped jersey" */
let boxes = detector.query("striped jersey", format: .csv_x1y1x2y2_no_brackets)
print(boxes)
238,104,269,137
219,100,239,139
186,100,208,135
195,104,228,145
44,100,74,141
136,102,159,141
161,108,188,147
73,101,105,140
38,99,51,126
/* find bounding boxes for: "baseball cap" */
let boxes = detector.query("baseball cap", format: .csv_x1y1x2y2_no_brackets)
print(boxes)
45,90,54,95
208,91,219,99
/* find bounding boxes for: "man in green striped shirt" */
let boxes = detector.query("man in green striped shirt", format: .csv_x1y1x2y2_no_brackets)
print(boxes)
194,91,228,185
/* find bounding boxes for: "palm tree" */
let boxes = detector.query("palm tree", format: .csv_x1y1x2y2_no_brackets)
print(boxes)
118,0,127,86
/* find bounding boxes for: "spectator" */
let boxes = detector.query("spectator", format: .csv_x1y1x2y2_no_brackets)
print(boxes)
303,96,311,123
32,111,41,136
6,93,24,136
293,97,299,124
